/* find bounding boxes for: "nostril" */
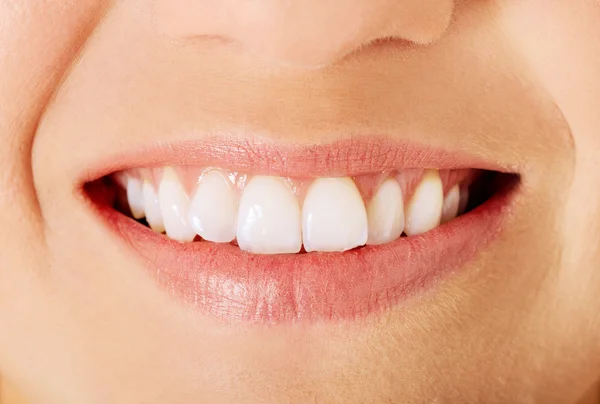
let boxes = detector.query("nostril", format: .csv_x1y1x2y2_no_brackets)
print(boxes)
154,0,455,68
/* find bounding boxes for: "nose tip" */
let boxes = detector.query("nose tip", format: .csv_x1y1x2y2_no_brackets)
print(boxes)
155,0,455,68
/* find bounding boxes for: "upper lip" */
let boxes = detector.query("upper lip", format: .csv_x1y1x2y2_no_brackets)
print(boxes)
80,135,515,184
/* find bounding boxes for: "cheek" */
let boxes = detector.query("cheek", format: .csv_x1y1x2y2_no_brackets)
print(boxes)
499,0,600,343
498,1,600,139
0,0,106,389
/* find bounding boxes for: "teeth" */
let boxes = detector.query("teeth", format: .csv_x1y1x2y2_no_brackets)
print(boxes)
126,167,471,252
441,184,460,224
126,177,145,219
367,178,405,245
142,180,165,234
114,171,129,189
404,170,443,236
158,168,196,242
236,176,302,254
302,177,367,252
189,170,237,243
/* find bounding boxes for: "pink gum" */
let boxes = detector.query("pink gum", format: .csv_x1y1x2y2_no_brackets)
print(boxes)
115,167,477,204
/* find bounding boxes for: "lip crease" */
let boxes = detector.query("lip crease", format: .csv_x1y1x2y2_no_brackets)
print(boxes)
84,137,518,324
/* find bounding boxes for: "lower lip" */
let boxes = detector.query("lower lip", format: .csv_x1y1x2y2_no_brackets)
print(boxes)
90,179,516,324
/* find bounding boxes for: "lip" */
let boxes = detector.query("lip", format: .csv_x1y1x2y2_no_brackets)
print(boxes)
79,135,516,183
84,138,518,324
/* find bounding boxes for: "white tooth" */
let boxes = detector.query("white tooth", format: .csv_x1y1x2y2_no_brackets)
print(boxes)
189,170,237,243
114,171,128,188
302,177,367,252
440,184,460,224
404,170,443,236
126,177,145,219
143,180,165,233
236,176,302,254
158,168,196,242
366,178,404,245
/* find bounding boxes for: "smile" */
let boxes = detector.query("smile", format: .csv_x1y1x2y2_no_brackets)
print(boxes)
85,137,519,323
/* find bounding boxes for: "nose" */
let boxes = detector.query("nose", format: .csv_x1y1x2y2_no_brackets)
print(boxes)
154,0,455,67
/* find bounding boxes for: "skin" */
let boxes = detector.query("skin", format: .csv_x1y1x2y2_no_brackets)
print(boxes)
1,0,599,403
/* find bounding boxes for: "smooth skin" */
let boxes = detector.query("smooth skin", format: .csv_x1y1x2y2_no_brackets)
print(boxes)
1,1,599,403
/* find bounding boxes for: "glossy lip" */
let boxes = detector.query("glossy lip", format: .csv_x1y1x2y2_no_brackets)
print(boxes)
84,138,518,324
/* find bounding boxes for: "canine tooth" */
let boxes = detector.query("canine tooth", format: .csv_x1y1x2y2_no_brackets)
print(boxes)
404,170,443,236
236,176,302,254
126,177,145,219
302,177,367,252
143,180,165,233
189,170,237,243
158,168,196,242
366,178,404,245
114,171,128,188
441,184,460,224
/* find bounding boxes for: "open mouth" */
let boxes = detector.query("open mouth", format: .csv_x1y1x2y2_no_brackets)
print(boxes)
84,138,519,324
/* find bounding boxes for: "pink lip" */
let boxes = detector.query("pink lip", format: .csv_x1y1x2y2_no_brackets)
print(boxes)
84,137,518,324
80,136,515,182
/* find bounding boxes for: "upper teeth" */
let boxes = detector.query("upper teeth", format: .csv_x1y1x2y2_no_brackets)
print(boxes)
125,176,145,220
403,170,444,237
302,177,368,252
142,180,165,234
366,178,405,246
159,167,196,242
237,176,303,254
189,170,238,243
121,168,469,254
441,184,460,225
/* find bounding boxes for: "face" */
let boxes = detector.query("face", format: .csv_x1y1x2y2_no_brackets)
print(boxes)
1,1,599,403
